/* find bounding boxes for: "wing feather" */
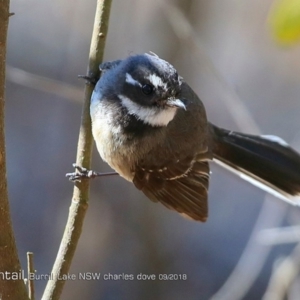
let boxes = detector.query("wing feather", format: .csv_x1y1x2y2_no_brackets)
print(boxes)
133,160,210,221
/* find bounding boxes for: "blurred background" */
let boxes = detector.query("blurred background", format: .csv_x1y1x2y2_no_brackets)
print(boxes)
5,0,300,299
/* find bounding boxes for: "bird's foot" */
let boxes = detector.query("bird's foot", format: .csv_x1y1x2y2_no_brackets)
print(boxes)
66,164,118,181
78,74,99,85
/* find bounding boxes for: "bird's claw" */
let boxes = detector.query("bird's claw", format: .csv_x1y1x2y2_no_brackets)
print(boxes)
78,74,99,85
66,164,98,181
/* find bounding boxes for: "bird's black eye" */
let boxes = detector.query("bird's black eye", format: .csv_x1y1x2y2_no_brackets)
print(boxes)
142,84,154,95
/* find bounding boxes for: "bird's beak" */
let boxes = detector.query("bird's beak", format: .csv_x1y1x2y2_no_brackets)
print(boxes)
166,98,186,110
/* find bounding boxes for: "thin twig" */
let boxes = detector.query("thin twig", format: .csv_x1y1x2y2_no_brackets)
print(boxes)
27,252,35,300
210,197,287,300
0,1,30,299
41,1,113,299
262,242,300,300
6,65,83,103
257,226,300,246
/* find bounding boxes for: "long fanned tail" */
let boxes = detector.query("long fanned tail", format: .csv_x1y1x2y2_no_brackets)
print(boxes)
209,123,300,205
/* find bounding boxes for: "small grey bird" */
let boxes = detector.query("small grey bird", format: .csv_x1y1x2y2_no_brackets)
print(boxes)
83,53,300,221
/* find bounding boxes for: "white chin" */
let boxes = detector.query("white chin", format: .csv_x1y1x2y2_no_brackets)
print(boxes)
118,95,177,127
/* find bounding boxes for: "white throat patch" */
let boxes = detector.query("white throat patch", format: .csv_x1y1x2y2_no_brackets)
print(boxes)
118,95,177,127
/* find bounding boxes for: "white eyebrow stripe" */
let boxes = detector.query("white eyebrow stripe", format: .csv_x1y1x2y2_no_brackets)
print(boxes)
118,94,177,126
125,73,142,87
145,74,168,90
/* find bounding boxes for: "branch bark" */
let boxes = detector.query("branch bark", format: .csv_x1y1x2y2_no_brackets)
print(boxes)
27,252,35,300
0,2,30,300
41,1,112,299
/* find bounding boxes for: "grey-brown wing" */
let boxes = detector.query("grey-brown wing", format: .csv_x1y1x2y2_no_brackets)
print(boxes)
133,159,210,222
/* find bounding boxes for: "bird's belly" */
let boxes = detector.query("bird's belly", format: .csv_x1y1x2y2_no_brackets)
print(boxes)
91,117,135,182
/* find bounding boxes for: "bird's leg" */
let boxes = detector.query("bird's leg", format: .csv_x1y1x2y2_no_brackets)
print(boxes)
66,163,118,181
78,73,99,85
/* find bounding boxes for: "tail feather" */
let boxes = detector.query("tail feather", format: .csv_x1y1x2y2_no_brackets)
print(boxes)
209,123,300,205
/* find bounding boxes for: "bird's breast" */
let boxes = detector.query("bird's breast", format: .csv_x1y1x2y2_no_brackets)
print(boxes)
90,98,167,182
91,104,138,181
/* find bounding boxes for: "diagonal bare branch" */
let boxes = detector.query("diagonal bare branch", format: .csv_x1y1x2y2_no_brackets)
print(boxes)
6,65,83,103
41,1,113,299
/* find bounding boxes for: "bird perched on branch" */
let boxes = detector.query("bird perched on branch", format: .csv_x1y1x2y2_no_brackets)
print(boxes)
68,53,300,222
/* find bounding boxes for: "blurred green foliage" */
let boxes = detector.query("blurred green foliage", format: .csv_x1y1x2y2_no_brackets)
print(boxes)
269,0,300,45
